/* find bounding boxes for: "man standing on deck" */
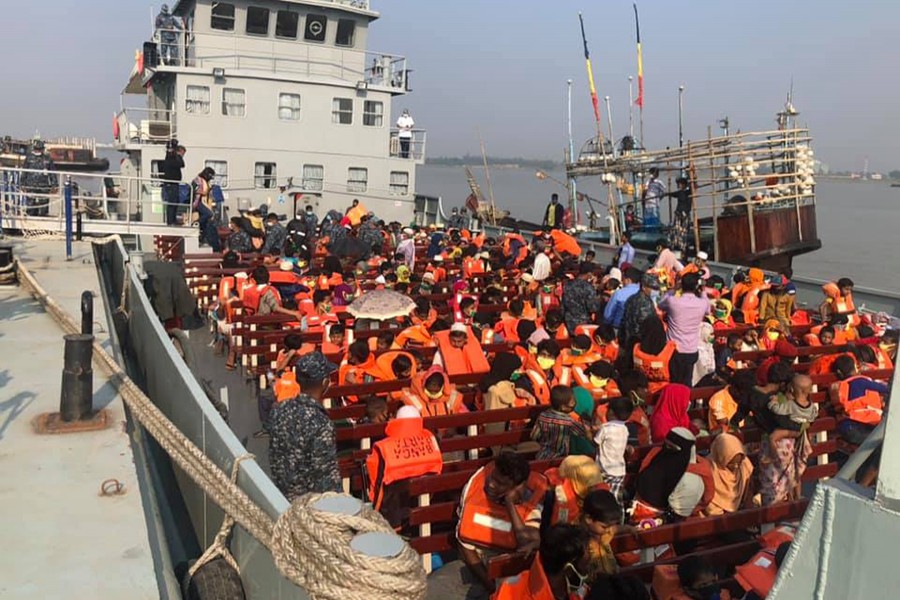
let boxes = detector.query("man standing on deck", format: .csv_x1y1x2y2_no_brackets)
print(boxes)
155,4,183,65
562,263,600,334
617,230,636,268
642,167,665,227
543,193,565,230
268,353,341,500
162,141,185,225
396,109,415,159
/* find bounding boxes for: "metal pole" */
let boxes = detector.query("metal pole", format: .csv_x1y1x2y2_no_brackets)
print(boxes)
567,79,579,226
59,333,94,422
75,185,83,242
679,85,685,175
604,96,616,158
81,291,93,335
64,176,73,260
628,76,634,141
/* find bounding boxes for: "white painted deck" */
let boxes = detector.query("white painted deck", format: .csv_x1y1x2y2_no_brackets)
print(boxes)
0,240,158,599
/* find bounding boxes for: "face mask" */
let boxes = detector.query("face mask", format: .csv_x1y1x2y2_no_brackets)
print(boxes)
590,376,608,388
714,309,727,319
528,346,538,355
543,286,553,293
320,304,332,313
650,290,661,303
537,356,556,371
424,388,443,400
767,331,780,341
572,348,584,356
564,563,589,595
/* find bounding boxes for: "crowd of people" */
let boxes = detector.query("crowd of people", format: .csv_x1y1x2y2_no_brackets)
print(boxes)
205,198,896,600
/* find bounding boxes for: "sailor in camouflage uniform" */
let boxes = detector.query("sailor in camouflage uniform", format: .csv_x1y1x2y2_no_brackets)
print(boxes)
357,213,383,259
20,139,57,216
267,352,341,500
155,4,183,65
561,262,601,335
261,213,287,255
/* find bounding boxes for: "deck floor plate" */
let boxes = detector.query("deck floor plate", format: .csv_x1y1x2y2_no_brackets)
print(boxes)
0,239,158,599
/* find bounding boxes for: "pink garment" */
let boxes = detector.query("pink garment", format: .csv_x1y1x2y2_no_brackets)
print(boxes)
650,383,692,443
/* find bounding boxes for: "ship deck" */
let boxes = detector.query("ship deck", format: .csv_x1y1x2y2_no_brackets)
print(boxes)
0,240,159,599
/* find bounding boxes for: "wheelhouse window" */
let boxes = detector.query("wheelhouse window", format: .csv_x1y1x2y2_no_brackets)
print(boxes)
185,85,210,114
275,10,299,39
246,6,270,36
222,88,246,117
254,162,277,189
336,19,356,47
363,101,383,127
304,14,327,42
332,98,353,125
278,93,301,121
303,164,324,191
390,171,410,195
205,160,228,188
347,168,368,193
210,2,235,31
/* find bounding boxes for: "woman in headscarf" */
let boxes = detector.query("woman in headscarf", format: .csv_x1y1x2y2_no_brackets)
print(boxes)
650,383,693,443
705,433,754,516
633,317,677,393
541,455,606,531
633,427,696,520
692,321,717,386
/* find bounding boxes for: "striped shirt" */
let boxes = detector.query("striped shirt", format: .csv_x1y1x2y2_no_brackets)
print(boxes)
530,409,591,460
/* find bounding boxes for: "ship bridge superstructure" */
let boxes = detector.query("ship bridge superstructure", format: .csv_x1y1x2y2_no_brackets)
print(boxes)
114,0,425,223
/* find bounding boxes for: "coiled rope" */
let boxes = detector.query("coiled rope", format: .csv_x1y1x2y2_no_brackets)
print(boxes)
272,493,428,600
15,238,426,599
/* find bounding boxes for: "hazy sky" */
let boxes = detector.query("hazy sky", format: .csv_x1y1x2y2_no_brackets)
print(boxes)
1,0,897,171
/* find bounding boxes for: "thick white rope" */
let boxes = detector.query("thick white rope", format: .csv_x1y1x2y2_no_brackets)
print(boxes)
14,240,427,599
271,492,427,600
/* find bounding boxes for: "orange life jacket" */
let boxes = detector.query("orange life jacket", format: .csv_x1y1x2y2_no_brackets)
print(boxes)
492,551,582,600
536,292,559,316
303,313,338,334
366,417,442,511
495,317,522,343
633,341,676,392
376,351,417,401
458,465,548,551
338,355,388,403
808,351,854,376
241,283,280,316
273,370,301,402
832,376,885,425
823,282,860,326
875,346,894,370
395,324,435,348
735,525,796,598
434,329,490,377
522,367,552,405
463,256,486,278
403,368,464,416
481,327,496,346
218,276,239,322
545,469,582,526
741,284,769,325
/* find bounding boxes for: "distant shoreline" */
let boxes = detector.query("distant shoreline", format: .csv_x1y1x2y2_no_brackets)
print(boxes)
426,156,562,171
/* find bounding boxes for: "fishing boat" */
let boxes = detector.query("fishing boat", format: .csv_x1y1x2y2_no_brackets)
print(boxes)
0,136,110,172
562,102,821,273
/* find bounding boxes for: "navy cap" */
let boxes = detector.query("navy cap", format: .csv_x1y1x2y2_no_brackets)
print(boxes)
295,352,337,381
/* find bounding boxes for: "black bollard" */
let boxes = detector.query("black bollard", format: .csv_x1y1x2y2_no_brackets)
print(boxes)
60,333,94,422
81,291,93,335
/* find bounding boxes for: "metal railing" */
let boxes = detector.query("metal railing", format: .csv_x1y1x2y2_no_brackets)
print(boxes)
389,129,427,162
115,107,177,146
0,166,199,242
150,29,409,91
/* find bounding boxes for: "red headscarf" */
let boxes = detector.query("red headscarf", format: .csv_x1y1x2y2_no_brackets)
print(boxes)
650,384,692,443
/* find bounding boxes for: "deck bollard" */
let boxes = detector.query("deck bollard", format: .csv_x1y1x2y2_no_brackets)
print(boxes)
80,291,93,335
59,333,94,422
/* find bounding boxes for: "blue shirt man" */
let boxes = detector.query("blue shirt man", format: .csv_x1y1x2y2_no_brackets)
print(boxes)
603,267,643,328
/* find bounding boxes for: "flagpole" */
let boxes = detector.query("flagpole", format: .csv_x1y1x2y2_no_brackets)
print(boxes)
633,3,644,149
628,75,634,142
567,78,579,226
578,12,605,146
604,96,616,158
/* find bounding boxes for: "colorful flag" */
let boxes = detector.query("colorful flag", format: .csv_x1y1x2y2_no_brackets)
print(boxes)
634,4,644,108
579,13,602,129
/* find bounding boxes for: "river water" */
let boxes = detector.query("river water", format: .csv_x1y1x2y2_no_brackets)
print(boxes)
417,165,900,293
